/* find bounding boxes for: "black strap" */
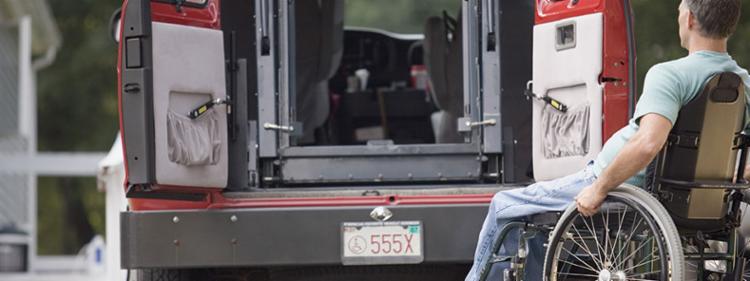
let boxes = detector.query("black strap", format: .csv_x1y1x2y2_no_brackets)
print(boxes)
667,133,700,149
733,133,750,149
524,83,568,113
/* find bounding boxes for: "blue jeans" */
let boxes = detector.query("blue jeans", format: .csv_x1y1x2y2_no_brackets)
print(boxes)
465,164,597,281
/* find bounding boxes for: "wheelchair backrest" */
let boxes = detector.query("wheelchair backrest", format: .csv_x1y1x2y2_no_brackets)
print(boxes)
652,72,746,223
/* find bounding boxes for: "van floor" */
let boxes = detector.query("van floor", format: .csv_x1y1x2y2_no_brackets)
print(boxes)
223,184,527,199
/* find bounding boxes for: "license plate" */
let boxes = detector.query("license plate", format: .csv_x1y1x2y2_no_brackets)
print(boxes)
341,221,423,265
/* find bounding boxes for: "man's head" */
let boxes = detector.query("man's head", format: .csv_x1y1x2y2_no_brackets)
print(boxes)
678,0,741,48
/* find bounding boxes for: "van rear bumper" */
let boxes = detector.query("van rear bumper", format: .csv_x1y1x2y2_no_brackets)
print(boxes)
121,204,488,269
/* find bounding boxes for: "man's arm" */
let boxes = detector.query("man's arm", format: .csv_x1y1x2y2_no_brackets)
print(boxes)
576,113,672,216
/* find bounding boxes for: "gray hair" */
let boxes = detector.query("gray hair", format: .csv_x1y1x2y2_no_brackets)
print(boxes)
684,0,742,39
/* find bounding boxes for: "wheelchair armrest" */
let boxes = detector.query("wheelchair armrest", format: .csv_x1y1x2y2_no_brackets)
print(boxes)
658,178,750,190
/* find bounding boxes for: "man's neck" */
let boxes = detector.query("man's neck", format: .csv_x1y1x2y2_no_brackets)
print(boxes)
687,36,728,54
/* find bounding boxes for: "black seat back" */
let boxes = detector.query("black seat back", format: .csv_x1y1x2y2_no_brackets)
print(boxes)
650,72,747,230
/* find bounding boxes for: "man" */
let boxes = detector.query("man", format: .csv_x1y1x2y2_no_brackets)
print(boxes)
465,0,748,280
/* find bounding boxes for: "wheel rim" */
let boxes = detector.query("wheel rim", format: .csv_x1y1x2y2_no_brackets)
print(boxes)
547,197,669,281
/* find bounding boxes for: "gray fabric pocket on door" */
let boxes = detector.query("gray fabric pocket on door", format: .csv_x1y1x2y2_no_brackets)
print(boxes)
541,104,590,158
167,109,221,166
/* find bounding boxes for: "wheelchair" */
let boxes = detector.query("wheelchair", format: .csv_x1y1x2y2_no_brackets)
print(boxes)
478,72,750,281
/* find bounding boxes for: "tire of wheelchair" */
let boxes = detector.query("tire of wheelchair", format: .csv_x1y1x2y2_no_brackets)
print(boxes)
542,184,685,280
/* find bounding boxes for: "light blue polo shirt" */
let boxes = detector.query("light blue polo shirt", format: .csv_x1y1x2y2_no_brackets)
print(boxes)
592,51,750,187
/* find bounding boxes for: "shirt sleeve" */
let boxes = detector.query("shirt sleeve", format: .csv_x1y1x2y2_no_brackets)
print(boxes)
632,64,685,126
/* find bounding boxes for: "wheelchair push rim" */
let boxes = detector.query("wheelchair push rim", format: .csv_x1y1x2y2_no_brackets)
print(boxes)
543,185,684,281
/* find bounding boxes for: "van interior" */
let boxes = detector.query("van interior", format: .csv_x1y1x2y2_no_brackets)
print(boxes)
285,0,465,146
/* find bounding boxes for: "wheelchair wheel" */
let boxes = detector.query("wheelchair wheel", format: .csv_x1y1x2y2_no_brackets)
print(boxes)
543,185,684,280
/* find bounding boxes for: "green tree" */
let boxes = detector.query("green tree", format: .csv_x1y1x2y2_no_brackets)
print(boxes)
632,0,750,94
36,0,119,255
345,0,459,34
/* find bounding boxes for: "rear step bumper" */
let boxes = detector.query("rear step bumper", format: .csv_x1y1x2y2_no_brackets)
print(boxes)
121,203,488,269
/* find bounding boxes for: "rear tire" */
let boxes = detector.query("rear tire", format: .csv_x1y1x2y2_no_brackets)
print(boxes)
542,185,684,280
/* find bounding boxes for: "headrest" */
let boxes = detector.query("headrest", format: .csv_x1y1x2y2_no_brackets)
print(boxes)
711,72,741,103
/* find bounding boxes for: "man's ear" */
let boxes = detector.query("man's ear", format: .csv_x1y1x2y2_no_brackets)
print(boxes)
687,10,697,31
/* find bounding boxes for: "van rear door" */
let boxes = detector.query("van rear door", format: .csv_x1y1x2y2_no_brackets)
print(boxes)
531,0,634,180
119,0,228,189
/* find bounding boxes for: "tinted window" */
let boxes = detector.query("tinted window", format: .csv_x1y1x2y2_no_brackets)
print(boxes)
345,0,460,34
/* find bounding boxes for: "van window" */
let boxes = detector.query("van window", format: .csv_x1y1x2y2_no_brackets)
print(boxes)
345,0,459,34
291,0,465,146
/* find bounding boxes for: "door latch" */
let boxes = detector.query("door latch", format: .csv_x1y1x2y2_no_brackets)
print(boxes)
263,122,295,133
467,119,497,128
458,117,497,132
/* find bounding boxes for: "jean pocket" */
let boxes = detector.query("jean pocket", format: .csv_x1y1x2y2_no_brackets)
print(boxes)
167,109,221,166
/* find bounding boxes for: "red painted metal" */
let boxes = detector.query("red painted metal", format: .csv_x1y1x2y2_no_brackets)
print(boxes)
128,186,495,211
536,0,605,24
536,0,633,141
600,0,633,140
151,0,221,29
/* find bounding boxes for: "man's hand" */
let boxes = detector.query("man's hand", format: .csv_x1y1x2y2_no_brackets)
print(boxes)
575,184,608,217
576,114,671,217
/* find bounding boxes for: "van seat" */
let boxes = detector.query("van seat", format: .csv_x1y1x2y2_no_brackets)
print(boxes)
295,0,344,144
423,11,464,143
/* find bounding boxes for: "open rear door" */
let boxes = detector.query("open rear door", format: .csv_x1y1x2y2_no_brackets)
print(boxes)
119,0,228,189
532,0,634,180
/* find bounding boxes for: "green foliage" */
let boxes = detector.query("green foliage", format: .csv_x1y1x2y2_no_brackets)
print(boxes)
35,0,119,255
37,177,104,255
632,0,750,94
345,0,459,34
38,0,120,152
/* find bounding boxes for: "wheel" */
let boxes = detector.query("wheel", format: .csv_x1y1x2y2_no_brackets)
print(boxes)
543,185,684,280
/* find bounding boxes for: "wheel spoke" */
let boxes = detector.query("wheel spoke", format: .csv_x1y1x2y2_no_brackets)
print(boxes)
557,272,601,278
612,206,628,258
621,245,658,273
627,269,662,277
603,207,611,266
556,258,599,274
614,236,654,270
581,213,607,269
622,255,660,273
612,216,644,266
569,217,604,270
560,245,601,273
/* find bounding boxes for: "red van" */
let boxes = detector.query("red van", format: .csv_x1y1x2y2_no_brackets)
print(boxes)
117,0,634,279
